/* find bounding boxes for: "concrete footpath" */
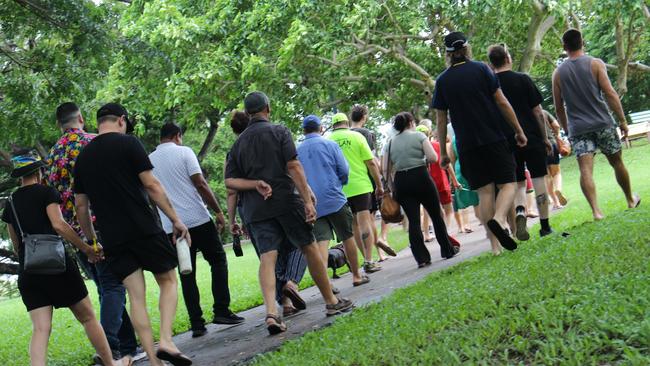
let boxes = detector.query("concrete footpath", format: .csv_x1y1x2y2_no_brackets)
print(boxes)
137,221,503,365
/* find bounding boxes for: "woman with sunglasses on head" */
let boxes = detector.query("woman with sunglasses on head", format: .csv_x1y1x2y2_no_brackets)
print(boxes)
3,154,124,366
383,112,459,268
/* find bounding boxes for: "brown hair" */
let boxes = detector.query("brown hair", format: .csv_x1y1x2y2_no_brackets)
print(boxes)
230,110,250,135
487,44,509,68
562,29,583,52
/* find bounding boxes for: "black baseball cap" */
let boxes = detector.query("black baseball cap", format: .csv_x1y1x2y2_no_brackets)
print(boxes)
244,92,270,114
444,32,468,52
97,102,135,134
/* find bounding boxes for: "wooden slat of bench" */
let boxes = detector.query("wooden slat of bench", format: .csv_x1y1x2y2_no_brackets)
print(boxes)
629,110,650,124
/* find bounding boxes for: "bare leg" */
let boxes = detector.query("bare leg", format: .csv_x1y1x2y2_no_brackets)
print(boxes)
259,250,280,321
422,211,433,241
357,210,376,261
379,220,389,242
453,208,464,234
546,173,560,207
605,151,638,207
494,182,517,226
69,297,118,366
317,240,329,266
577,154,604,220
301,243,338,305
442,203,453,228
532,177,550,220
28,306,53,366
341,236,363,282
122,269,163,366
153,270,180,354
476,184,501,254
351,215,367,261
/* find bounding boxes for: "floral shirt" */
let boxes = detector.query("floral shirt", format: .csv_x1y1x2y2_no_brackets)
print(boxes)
45,128,96,235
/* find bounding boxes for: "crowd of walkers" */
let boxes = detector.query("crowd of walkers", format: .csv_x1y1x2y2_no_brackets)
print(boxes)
2,28,640,366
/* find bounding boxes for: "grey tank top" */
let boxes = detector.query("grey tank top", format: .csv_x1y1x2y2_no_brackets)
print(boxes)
557,55,614,137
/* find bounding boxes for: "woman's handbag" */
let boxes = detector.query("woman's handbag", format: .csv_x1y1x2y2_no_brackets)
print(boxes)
380,140,404,224
8,195,66,275
556,136,571,157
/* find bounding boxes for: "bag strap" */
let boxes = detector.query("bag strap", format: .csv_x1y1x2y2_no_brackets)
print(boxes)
8,194,26,239
386,139,395,193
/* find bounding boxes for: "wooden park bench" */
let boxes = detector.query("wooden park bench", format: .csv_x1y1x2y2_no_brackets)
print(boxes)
618,110,650,148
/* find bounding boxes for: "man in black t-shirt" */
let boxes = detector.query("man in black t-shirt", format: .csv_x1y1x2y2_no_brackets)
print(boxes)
74,103,192,366
225,92,353,335
434,32,528,255
488,44,554,239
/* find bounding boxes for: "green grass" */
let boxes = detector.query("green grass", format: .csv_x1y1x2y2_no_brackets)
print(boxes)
250,143,650,365
0,221,411,365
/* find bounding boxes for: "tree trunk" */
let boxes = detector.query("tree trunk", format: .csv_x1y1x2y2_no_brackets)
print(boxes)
614,16,628,97
197,116,220,163
518,1,555,73
0,262,18,275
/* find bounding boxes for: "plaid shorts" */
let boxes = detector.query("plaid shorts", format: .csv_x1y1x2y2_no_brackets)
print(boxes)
569,126,622,158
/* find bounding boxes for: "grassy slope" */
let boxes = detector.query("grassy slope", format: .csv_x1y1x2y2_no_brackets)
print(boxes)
251,142,650,365
0,219,411,365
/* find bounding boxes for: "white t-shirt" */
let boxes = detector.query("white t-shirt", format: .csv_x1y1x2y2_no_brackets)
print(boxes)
149,142,211,233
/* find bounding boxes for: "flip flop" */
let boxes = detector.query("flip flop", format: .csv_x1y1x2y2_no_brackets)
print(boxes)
464,228,474,233
353,275,370,287
487,219,518,251
265,314,287,335
555,190,568,206
156,349,192,366
632,193,641,208
282,286,306,310
376,240,397,256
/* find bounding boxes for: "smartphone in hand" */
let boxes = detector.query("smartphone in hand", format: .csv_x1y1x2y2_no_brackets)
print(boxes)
233,235,244,257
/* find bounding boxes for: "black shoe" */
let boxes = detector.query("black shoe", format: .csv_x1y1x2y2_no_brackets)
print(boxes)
213,310,245,325
540,228,554,237
191,326,207,338
487,219,517,251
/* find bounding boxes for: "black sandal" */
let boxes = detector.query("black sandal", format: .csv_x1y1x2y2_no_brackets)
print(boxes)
265,314,287,335
353,275,370,287
156,349,192,366
487,219,518,251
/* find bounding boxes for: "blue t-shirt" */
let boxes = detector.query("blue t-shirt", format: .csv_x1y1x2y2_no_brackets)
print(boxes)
432,60,506,152
297,133,349,218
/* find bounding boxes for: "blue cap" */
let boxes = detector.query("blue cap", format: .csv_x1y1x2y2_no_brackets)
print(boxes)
302,115,322,130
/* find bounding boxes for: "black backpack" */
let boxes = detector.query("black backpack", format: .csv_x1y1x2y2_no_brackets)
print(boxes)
327,243,349,279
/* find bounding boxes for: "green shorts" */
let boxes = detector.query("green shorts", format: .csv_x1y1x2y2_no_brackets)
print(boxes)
313,204,354,243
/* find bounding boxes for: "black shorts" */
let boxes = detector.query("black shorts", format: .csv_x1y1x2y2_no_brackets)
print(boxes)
459,141,516,190
18,254,88,311
512,143,548,181
547,143,560,165
248,209,315,254
313,204,354,242
105,232,178,282
347,193,372,214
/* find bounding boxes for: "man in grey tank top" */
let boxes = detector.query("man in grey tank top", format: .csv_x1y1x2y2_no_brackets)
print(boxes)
552,29,640,220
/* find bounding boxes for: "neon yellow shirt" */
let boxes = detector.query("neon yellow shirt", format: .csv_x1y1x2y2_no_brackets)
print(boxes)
329,128,374,198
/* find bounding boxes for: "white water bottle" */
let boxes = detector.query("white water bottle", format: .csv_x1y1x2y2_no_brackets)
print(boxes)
176,237,192,275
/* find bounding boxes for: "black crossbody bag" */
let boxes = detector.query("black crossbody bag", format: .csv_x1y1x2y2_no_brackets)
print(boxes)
8,194,66,274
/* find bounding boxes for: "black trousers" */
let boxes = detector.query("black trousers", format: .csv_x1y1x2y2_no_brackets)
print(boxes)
394,166,454,263
174,220,231,328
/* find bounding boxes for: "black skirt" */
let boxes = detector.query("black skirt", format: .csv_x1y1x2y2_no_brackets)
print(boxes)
18,254,88,312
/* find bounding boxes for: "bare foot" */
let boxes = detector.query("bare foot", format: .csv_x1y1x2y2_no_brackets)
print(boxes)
593,213,605,221
628,193,641,208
